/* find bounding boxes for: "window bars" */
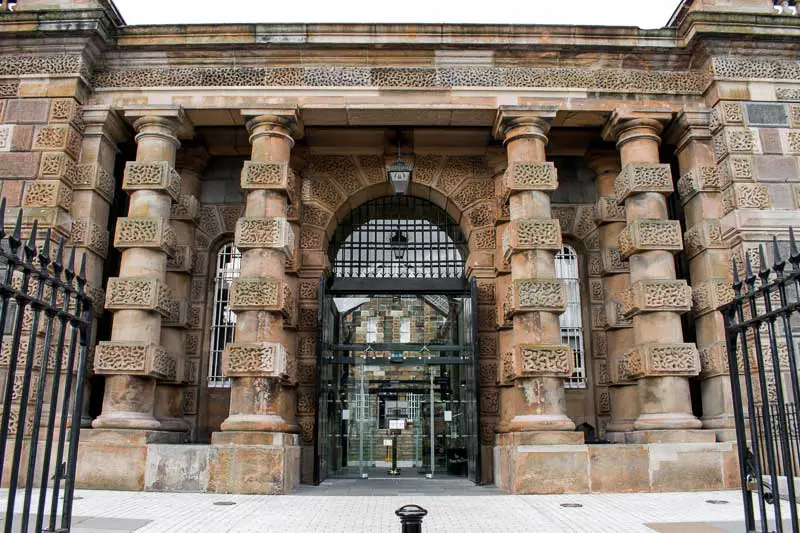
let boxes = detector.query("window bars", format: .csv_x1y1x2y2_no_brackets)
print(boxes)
330,196,467,279
0,201,94,533
207,243,241,387
720,231,800,533
555,245,586,388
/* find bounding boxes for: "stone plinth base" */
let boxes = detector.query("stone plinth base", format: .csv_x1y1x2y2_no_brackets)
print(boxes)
74,430,300,494
625,430,717,444
494,437,740,494
76,429,184,491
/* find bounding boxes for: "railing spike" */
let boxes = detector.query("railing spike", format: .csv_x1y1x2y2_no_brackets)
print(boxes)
65,246,76,280
791,227,800,268
758,244,770,280
745,250,756,290
732,256,741,294
77,252,87,283
772,236,785,275
53,237,65,277
12,208,22,242
25,219,38,259
0,197,6,241
39,227,52,266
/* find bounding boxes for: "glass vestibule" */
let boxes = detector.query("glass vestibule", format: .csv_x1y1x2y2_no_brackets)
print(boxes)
316,294,479,481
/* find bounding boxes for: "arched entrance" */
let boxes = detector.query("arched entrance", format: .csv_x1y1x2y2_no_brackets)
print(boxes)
314,196,481,483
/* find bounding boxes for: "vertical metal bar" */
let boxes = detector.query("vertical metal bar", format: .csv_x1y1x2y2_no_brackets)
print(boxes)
429,369,434,477
61,254,92,529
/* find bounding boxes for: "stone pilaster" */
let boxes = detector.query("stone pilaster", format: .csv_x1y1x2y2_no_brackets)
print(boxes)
154,144,207,435
587,151,637,440
666,111,736,442
92,106,187,432
602,110,703,440
493,106,576,434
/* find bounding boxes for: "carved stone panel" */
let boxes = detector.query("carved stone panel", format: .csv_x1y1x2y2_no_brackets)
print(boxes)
721,182,771,214
170,194,200,221
114,217,177,256
617,219,683,258
123,161,181,201
71,218,109,258
698,341,730,379
502,218,561,261
31,124,82,160
683,220,727,260
234,217,294,256
23,180,72,211
222,341,288,377
622,279,692,317
623,342,700,379
692,279,735,317
74,164,115,204
512,344,573,378
511,279,567,314
38,152,76,186
614,164,673,204
595,196,626,225
240,161,290,191
600,246,629,275
94,341,176,380
503,162,558,201
228,277,288,315
105,277,172,316
677,167,721,204
166,245,196,273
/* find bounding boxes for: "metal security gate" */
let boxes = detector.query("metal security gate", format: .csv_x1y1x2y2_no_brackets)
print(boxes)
0,203,94,533
721,233,800,533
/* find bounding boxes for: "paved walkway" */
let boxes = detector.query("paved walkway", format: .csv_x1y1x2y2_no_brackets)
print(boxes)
0,480,793,532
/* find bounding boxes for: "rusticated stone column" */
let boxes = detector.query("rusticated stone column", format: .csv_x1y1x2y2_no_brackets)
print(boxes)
217,109,300,436
666,111,736,441
587,151,638,440
602,111,703,439
154,144,207,434
92,107,186,431
493,107,575,434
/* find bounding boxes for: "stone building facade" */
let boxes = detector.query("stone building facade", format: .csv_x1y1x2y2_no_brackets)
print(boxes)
0,0,798,494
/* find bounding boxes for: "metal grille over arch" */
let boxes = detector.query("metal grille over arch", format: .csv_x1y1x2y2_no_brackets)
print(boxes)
329,196,468,279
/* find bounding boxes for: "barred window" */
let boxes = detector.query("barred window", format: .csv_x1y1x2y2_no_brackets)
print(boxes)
366,317,378,344
208,243,241,387
555,245,586,388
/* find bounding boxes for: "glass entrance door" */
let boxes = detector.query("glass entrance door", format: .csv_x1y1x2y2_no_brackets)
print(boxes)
316,293,479,481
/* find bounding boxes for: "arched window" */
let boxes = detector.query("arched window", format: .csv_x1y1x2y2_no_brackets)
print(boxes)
555,245,586,388
208,242,241,387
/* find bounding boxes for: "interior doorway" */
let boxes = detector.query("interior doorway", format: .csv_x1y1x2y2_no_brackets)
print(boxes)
313,196,481,484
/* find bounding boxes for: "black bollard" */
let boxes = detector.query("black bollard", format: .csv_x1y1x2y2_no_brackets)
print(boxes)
396,504,427,533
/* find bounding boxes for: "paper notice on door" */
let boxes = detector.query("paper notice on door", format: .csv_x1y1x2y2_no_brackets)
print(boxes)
342,409,349,420
444,410,452,422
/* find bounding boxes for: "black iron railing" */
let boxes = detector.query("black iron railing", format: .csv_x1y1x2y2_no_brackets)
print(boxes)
0,198,93,533
720,231,800,533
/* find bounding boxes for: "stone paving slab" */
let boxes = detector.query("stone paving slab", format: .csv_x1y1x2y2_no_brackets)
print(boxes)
1,483,796,532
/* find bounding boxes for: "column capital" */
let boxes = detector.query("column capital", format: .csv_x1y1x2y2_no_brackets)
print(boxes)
492,105,558,144
585,149,621,178
122,105,192,149
81,105,130,146
601,108,673,148
663,110,713,154
241,107,304,143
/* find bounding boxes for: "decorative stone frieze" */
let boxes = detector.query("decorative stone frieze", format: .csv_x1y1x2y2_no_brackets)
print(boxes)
698,342,730,378
94,341,177,381
501,219,561,260
234,217,295,256
31,124,82,160
512,344,574,378
692,280,735,317
222,341,288,377
23,180,72,210
614,164,673,204
503,162,557,202
677,167,721,204
74,164,115,204
166,245,195,273
713,128,760,162
785,130,800,154
228,277,290,315
623,343,700,379
38,152,76,185
721,182,771,214
684,220,726,260
113,217,177,256
71,219,110,258
709,102,744,132
617,219,683,258
511,279,567,313
600,246,629,275
240,161,290,190
605,298,633,329
105,277,172,316
622,279,693,317
49,98,83,129
122,161,181,202
595,196,626,224
170,194,200,221
717,155,753,187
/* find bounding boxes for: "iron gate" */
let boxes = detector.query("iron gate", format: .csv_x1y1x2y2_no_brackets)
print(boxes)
721,231,800,533
0,201,94,533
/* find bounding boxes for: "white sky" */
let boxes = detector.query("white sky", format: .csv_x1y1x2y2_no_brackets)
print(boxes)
113,0,683,29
